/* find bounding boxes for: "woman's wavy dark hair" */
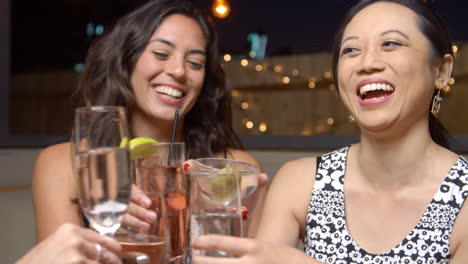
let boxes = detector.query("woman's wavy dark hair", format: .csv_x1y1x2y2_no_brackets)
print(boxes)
76,0,243,158
331,0,454,150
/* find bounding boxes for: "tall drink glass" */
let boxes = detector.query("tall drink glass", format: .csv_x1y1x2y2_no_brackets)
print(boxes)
72,106,132,237
190,158,258,257
133,143,187,264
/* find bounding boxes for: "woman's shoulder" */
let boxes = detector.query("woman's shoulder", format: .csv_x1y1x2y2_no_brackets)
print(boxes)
36,142,72,163
226,148,263,169
434,145,467,176
33,142,72,180
276,156,317,181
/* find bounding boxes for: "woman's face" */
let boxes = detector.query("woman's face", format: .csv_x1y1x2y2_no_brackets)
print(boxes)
337,2,437,134
131,14,206,122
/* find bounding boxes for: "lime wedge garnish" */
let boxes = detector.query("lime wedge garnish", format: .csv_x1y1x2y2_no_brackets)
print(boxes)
211,166,241,203
129,137,158,149
127,137,159,159
119,137,129,148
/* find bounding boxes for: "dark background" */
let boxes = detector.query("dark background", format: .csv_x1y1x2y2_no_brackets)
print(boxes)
11,0,468,73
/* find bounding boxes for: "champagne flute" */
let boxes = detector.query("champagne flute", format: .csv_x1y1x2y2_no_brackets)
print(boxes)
72,106,132,236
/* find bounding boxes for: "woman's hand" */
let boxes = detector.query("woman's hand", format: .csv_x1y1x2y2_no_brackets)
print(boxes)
121,185,157,231
17,223,122,264
191,235,319,264
241,172,268,217
257,172,268,189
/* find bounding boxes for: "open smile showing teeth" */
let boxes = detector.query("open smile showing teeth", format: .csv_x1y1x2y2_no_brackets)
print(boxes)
358,83,394,101
154,86,183,98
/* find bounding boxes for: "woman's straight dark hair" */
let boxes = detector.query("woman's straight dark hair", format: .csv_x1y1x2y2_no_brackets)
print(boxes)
76,0,243,158
331,0,454,150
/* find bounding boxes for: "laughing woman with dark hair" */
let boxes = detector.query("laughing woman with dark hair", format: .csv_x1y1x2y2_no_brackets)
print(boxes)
32,0,267,244
191,1,468,263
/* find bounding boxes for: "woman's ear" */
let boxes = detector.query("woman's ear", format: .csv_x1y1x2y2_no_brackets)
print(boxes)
434,54,454,89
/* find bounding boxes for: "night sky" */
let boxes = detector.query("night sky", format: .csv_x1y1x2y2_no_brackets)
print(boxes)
11,0,468,73
207,0,468,54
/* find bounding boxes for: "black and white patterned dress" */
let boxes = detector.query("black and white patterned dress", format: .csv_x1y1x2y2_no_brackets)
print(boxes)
304,147,468,264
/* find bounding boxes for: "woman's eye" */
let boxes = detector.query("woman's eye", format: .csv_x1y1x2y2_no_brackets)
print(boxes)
188,60,205,70
341,47,358,56
382,41,402,48
152,51,168,59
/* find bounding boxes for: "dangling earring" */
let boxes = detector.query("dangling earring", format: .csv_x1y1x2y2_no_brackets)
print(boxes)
348,114,355,122
431,89,442,116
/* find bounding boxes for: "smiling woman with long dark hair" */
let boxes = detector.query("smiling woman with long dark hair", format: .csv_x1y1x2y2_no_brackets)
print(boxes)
32,0,266,246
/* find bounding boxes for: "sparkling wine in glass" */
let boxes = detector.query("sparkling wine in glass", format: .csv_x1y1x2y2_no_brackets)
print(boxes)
72,106,132,236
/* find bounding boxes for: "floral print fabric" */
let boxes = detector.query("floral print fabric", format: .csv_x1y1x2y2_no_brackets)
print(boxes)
304,147,468,264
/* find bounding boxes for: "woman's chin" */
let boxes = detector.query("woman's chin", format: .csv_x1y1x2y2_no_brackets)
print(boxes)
152,113,179,122
145,105,183,120
358,118,398,135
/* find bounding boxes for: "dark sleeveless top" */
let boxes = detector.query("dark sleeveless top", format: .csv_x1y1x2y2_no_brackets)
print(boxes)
304,147,468,264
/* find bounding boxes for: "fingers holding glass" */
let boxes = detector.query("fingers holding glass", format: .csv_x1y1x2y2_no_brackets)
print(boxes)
115,193,170,264
122,200,157,231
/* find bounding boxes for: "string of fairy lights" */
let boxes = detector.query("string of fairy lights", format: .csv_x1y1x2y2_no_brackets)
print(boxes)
222,44,460,135
223,54,342,135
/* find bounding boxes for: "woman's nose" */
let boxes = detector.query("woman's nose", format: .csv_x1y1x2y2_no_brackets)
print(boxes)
358,49,385,74
166,56,186,80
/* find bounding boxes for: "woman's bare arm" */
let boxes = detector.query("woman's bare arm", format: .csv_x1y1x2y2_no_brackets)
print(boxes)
255,157,317,247
32,142,83,242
